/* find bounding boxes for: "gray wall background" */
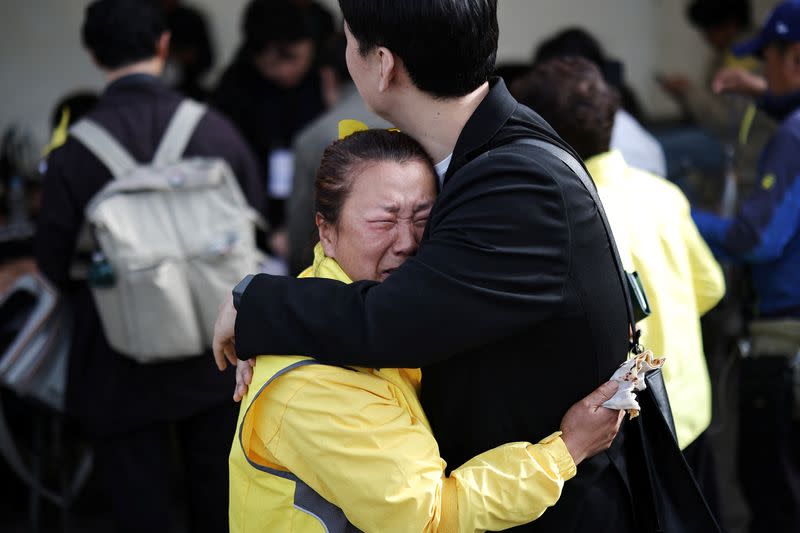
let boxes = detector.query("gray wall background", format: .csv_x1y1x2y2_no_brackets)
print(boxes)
0,0,780,147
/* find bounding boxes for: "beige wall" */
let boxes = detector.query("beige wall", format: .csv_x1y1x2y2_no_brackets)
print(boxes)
0,0,781,147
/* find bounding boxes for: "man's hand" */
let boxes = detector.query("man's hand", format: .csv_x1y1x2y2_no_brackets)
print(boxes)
559,381,625,466
212,292,238,371
233,358,256,402
712,67,767,97
657,74,691,99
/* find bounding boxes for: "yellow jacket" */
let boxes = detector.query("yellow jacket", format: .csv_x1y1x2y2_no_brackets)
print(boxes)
229,244,577,533
586,151,726,449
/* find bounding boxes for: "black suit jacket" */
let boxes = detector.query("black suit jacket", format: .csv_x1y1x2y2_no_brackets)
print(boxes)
35,75,264,437
235,79,638,532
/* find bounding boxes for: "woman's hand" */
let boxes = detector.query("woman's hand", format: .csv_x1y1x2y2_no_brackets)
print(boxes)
559,381,625,466
233,358,256,402
212,292,238,370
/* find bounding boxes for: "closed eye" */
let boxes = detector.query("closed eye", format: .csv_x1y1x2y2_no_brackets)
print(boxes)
369,220,396,229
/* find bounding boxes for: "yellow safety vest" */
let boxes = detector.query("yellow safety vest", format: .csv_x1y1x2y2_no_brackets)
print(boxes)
229,354,362,533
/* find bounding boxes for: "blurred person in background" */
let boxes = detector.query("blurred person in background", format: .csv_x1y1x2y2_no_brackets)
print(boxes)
692,3,800,531
286,33,390,275
34,1,264,530
291,0,335,56
161,0,215,100
533,27,668,178
513,56,726,517
213,0,327,262
659,0,776,200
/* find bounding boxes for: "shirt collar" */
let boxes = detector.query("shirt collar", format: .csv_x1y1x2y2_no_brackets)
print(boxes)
434,153,453,187
584,150,628,189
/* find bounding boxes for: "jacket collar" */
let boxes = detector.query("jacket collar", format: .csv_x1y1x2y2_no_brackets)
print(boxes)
300,243,354,284
758,89,800,122
104,73,163,95
444,77,518,185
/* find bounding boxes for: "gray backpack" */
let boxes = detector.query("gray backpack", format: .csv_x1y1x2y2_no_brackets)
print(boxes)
70,100,264,363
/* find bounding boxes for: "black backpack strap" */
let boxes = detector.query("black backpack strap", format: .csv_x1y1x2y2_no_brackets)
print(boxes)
513,138,641,351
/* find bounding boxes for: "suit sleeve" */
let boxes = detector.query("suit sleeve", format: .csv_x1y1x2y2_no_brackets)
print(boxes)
235,152,571,367
34,148,83,289
256,366,575,533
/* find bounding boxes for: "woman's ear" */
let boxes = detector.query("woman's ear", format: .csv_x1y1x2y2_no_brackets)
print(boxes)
316,213,337,258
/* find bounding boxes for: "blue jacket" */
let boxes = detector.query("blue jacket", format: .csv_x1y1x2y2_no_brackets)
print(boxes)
693,94,800,318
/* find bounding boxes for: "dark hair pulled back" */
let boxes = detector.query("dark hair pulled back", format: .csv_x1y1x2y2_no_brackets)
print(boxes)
315,129,434,226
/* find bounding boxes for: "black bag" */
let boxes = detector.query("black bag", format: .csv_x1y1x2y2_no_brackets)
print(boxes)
517,138,722,533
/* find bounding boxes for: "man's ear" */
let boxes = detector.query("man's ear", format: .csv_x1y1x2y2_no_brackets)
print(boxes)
157,31,171,62
316,213,337,258
86,49,102,70
377,46,397,93
787,43,800,87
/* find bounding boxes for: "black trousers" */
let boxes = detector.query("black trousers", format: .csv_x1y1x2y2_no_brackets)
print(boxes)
683,431,721,523
93,401,238,533
738,356,800,533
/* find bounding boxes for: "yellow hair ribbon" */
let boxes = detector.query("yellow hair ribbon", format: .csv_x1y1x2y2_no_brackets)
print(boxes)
338,119,400,140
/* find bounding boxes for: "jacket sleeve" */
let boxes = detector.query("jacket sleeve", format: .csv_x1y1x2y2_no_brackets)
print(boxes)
253,365,576,533
679,200,726,316
693,129,800,264
199,111,266,219
235,153,571,367
683,83,744,138
34,148,83,289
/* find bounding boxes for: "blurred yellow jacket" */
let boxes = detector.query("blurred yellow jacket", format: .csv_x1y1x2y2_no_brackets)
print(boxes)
229,244,577,533
586,151,726,449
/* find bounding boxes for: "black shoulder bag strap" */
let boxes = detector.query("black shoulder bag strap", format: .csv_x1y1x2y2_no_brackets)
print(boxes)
514,137,722,533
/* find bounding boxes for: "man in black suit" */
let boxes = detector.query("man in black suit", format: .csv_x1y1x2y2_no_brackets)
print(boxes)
35,1,264,531
214,1,643,531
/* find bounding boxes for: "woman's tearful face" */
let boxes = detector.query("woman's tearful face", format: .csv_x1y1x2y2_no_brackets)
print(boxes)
320,159,436,282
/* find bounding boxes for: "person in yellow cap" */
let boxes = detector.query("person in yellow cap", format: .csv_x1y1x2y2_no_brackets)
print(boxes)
229,128,626,533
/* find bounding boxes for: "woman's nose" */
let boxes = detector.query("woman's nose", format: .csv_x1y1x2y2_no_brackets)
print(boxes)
393,221,419,255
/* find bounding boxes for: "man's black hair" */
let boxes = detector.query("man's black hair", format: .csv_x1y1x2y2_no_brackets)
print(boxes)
242,0,313,57
687,0,752,31
82,0,166,70
338,0,499,98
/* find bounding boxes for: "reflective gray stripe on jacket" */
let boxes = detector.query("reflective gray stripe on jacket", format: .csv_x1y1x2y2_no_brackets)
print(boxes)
238,359,363,533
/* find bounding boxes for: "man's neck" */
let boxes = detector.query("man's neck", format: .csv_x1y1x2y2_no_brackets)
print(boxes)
105,57,163,85
387,82,491,164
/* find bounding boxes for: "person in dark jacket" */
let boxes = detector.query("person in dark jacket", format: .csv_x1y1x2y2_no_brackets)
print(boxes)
213,1,651,532
161,0,215,100
34,1,264,531
212,0,326,255
692,3,800,531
